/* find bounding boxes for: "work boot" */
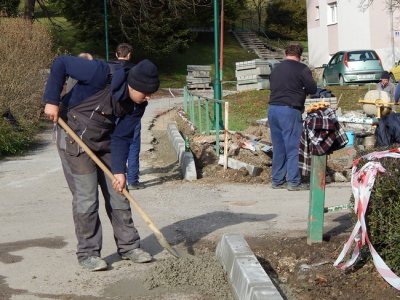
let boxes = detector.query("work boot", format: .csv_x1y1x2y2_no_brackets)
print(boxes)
287,183,310,191
120,248,152,263
79,256,108,271
271,183,287,189
127,182,145,190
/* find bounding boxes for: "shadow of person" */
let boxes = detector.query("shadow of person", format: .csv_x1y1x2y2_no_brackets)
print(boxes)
323,213,353,241
139,210,277,256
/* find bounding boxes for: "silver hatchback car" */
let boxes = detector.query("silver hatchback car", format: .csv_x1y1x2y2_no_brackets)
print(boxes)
322,50,384,86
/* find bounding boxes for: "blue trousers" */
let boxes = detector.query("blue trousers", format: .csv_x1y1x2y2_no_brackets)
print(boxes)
127,118,142,184
268,105,303,186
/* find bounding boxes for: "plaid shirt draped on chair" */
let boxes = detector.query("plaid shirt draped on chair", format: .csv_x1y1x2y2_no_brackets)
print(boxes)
299,108,348,175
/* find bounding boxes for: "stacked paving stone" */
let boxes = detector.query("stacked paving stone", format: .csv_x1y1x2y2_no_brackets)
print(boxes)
236,59,271,92
186,65,211,89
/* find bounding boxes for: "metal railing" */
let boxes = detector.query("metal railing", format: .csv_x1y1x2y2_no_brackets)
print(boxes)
183,86,229,156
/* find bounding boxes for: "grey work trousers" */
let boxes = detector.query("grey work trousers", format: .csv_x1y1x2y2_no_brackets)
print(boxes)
57,128,140,261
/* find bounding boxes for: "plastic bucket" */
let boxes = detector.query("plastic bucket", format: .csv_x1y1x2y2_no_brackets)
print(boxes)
363,135,376,149
345,131,354,146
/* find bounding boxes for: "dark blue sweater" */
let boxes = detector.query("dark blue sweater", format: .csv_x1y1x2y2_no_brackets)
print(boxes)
269,59,317,108
42,55,146,174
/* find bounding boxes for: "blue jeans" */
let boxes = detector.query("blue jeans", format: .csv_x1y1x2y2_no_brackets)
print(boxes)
268,105,303,186
127,119,142,185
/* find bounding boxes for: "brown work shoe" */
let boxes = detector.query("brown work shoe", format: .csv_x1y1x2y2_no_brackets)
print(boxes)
120,248,152,263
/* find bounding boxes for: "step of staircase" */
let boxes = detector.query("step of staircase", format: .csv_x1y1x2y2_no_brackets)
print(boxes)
233,31,284,60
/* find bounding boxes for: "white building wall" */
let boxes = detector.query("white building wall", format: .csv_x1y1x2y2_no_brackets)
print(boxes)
307,0,330,68
337,1,370,51
307,0,400,70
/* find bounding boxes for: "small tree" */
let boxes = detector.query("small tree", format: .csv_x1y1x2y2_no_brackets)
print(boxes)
250,0,268,32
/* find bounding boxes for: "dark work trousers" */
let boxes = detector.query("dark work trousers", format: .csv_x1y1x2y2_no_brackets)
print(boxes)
268,105,303,187
127,118,141,185
56,127,140,261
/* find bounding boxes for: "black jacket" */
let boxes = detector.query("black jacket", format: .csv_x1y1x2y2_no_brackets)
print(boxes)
269,59,317,108
376,113,400,146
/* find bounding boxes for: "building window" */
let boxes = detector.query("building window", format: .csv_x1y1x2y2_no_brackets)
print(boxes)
327,2,337,25
315,6,320,20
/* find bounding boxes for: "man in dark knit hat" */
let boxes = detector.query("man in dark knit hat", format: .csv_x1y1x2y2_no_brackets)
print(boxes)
42,55,159,272
376,70,395,101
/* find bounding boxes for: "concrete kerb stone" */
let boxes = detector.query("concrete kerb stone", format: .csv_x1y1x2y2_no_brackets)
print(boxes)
218,155,263,177
166,123,197,181
216,234,283,300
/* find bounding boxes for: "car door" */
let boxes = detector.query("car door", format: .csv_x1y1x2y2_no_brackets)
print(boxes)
324,53,340,84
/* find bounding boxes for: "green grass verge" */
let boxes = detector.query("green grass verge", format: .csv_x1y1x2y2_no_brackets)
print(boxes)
189,85,371,132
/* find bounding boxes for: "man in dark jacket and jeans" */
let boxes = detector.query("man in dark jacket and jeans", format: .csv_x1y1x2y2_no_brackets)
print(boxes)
268,44,317,191
43,55,159,271
113,43,146,190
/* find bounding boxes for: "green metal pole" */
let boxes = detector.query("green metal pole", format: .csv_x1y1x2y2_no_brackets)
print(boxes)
197,96,203,133
183,86,188,113
205,99,210,135
103,0,109,61
213,0,223,130
220,0,224,80
307,155,327,244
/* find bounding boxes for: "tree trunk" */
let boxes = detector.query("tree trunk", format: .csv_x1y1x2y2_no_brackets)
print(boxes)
24,0,35,20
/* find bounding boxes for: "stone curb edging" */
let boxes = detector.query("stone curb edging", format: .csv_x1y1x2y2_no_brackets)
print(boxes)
216,234,283,300
166,123,197,181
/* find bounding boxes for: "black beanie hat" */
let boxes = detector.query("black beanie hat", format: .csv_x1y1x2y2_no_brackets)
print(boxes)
381,71,390,80
127,59,160,94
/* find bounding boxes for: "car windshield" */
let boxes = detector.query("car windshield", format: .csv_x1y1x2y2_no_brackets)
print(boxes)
348,51,378,61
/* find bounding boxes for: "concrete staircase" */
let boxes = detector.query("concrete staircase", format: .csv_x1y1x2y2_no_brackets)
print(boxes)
233,30,284,60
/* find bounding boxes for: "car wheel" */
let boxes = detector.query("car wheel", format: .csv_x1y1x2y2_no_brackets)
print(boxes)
390,73,396,84
322,76,327,86
339,75,345,86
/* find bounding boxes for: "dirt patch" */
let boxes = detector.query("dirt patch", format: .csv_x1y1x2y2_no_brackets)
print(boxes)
247,234,398,300
172,108,350,184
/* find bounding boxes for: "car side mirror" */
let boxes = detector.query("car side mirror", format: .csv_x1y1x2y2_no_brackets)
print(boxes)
322,64,328,67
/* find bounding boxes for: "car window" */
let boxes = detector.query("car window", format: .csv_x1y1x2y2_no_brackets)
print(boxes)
328,54,339,65
349,51,378,61
337,53,343,63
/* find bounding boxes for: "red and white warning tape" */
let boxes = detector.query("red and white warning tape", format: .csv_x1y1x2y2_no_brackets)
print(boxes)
333,148,400,290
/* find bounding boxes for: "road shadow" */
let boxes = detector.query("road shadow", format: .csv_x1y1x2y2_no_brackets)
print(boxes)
137,211,277,256
0,236,67,264
139,162,183,188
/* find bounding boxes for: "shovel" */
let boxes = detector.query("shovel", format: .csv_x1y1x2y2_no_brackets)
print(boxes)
57,118,180,258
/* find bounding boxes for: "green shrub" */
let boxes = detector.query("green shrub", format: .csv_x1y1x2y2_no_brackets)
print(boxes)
0,17,54,156
353,148,400,274
0,120,33,156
